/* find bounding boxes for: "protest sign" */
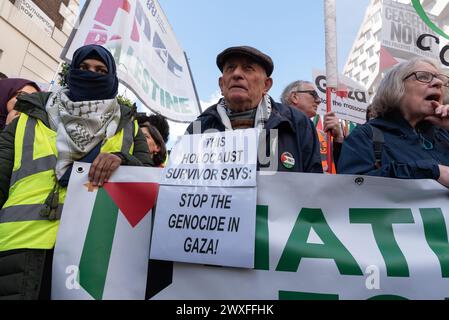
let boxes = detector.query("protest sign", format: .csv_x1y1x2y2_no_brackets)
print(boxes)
152,172,449,300
150,186,256,268
161,129,259,187
52,167,449,299
151,129,259,268
380,0,441,71
313,69,368,124
62,0,201,122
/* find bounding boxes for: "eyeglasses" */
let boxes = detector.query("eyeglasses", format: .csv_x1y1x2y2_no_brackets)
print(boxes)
294,90,320,99
403,71,449,87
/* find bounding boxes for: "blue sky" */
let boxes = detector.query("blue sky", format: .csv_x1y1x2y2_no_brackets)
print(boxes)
78,0,371,145
160,0,370,106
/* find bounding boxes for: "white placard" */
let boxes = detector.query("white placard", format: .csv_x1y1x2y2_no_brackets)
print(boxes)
150,185,256,268
313,69,368,124
330,91,367,124
161,129,259,187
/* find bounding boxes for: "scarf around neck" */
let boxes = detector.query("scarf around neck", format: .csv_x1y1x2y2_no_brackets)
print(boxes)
46,88,121,179
216,94,272,130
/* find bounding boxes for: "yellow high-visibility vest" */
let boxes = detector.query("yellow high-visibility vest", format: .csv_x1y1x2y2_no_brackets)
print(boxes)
0,114,138,251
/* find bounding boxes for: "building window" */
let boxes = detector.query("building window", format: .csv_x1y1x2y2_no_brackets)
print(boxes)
374,30,381,41
372,10,381,23
367,46,374,58
369,63,377,73
363,77,369,85
361,61,367,71
355,72,360,81
365,31,371,41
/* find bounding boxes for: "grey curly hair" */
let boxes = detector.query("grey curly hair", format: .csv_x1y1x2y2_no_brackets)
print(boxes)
371,57,442,117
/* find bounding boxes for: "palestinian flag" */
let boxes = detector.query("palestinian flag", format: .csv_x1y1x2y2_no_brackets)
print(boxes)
52,163,161,300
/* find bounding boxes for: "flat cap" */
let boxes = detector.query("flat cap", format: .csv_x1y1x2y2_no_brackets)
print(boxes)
216,46,274,76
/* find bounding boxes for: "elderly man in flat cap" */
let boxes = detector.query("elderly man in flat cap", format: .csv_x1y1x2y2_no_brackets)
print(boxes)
186,46,322,173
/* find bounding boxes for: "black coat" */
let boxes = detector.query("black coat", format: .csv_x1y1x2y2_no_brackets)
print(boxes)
338,112,449,179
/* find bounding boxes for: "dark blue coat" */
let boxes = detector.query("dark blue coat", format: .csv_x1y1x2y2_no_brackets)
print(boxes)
186,98,323,173
338,112,449,179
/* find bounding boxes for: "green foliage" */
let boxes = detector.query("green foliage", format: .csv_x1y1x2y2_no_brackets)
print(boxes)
58,62,69,87
117,94,134,108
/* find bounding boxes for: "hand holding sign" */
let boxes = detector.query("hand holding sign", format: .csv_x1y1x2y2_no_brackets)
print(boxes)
151,129,259,268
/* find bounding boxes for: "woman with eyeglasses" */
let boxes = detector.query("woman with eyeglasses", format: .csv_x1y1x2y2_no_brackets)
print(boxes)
338,57,449,187
0,78,41,130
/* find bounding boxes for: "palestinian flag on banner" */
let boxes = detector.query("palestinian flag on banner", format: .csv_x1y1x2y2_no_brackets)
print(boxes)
52,163,161,300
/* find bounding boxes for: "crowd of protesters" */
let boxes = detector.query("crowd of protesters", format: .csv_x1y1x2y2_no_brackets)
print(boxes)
1,43,449,299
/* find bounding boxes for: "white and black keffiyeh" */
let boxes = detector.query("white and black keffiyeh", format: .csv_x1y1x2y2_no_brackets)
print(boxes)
46,88,121,179
216,94,272,130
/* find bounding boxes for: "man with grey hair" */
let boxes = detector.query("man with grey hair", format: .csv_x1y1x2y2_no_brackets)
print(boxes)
281,81,319,119
186,46,322,173
281,80,344,172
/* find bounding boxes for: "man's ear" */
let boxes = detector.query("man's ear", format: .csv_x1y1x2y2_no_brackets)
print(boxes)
263,77,273,95
289,94,297,105
218,77,224,95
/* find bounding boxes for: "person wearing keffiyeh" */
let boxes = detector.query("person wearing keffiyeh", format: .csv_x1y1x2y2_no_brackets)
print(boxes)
0,44,152,300
186,45,322,173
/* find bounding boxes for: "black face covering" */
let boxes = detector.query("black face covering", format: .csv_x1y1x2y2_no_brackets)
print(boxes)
66,44,119,102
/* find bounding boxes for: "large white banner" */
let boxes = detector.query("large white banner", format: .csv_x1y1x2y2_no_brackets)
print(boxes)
151,129,259,268
51,166,449,299
62,0,201,122
151,186,257,268
152,172,449,300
